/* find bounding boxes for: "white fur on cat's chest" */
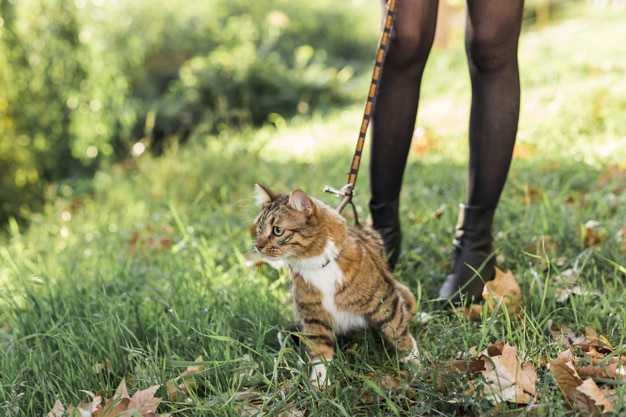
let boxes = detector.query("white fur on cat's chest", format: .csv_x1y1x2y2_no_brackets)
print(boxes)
291,241,367,334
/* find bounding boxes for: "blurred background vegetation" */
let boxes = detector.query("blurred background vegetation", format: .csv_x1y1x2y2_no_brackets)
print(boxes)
0,0,584,228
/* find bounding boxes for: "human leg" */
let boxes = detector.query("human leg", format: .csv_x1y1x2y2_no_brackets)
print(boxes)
439,0,524,304
370,0,439,269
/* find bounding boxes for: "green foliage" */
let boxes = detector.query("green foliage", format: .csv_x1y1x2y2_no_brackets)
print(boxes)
1,0,83,223
0,0,378,226
0,0,582,227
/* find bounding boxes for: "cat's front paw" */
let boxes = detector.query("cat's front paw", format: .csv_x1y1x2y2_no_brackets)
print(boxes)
310,362,331,389
401,348,421,366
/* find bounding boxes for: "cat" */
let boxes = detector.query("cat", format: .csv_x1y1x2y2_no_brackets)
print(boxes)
252,184,419,386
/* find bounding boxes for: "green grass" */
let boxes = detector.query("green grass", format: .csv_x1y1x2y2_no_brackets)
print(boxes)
2,4,626,416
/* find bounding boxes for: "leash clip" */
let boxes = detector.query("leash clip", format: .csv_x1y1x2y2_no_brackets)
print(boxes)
323,184,359,225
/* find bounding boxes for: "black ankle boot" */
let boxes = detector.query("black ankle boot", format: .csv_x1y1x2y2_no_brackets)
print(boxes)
369,198,401,270
438,204,496,306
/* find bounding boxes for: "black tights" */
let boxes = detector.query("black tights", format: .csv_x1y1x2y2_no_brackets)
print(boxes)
370,0,524,210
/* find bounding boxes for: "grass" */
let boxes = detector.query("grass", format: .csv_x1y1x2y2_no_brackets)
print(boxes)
2,3,626,416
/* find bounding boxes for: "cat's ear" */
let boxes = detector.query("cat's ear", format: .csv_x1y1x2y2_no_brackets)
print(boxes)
289,189,314,217
254,184,276,206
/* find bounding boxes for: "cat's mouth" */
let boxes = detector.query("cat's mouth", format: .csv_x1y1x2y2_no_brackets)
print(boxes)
244,250,286,270
254,241,288,260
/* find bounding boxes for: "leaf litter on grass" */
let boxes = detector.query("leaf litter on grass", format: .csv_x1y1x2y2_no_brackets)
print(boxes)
548,349,615,416
47,379,164,417
458,268,522,321
445,333,625,414
437,267,625,414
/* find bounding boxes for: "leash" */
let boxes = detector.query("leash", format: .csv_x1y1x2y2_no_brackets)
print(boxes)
324,0,398,225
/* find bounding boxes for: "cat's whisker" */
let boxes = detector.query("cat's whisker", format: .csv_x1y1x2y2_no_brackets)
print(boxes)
238,244,288,271
233,197,261,210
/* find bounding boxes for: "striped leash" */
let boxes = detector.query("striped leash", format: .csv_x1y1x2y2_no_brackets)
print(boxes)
324,0,398,225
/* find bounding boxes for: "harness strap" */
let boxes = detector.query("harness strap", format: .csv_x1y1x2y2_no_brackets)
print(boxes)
325,0,398,222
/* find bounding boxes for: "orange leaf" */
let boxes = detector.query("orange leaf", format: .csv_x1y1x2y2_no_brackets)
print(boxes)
461,268,521,320
96,397,130,417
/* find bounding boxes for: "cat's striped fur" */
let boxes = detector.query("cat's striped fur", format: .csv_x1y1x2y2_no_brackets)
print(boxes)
253,184,419,385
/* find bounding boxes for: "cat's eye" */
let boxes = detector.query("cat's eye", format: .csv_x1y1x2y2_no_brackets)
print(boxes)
272,226,285,236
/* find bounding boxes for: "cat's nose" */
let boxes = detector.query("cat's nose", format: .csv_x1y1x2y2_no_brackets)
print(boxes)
255,240,265,252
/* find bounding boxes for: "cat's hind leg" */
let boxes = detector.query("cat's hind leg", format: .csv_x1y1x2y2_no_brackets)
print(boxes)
368,293,420,365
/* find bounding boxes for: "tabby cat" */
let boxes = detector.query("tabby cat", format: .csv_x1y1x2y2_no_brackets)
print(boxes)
252,184,419,385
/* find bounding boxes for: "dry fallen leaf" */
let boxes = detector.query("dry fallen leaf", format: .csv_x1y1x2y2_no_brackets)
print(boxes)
580,220,607,247
478,343,537,405
454,326,623,413
165,356,209,401
548,322,613,354
77,391,104,416
47,400,65,417
576,378,614,415
47,378,165,417
461,268,521,320
578,346,626,381
549,350,583,401
128,385,161,416
549,349,613,415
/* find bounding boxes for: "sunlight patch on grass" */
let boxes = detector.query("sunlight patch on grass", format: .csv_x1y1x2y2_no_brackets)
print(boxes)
257,108,362,162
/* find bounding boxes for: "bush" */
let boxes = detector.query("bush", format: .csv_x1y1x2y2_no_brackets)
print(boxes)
0,0,378,227
1,0,94,224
